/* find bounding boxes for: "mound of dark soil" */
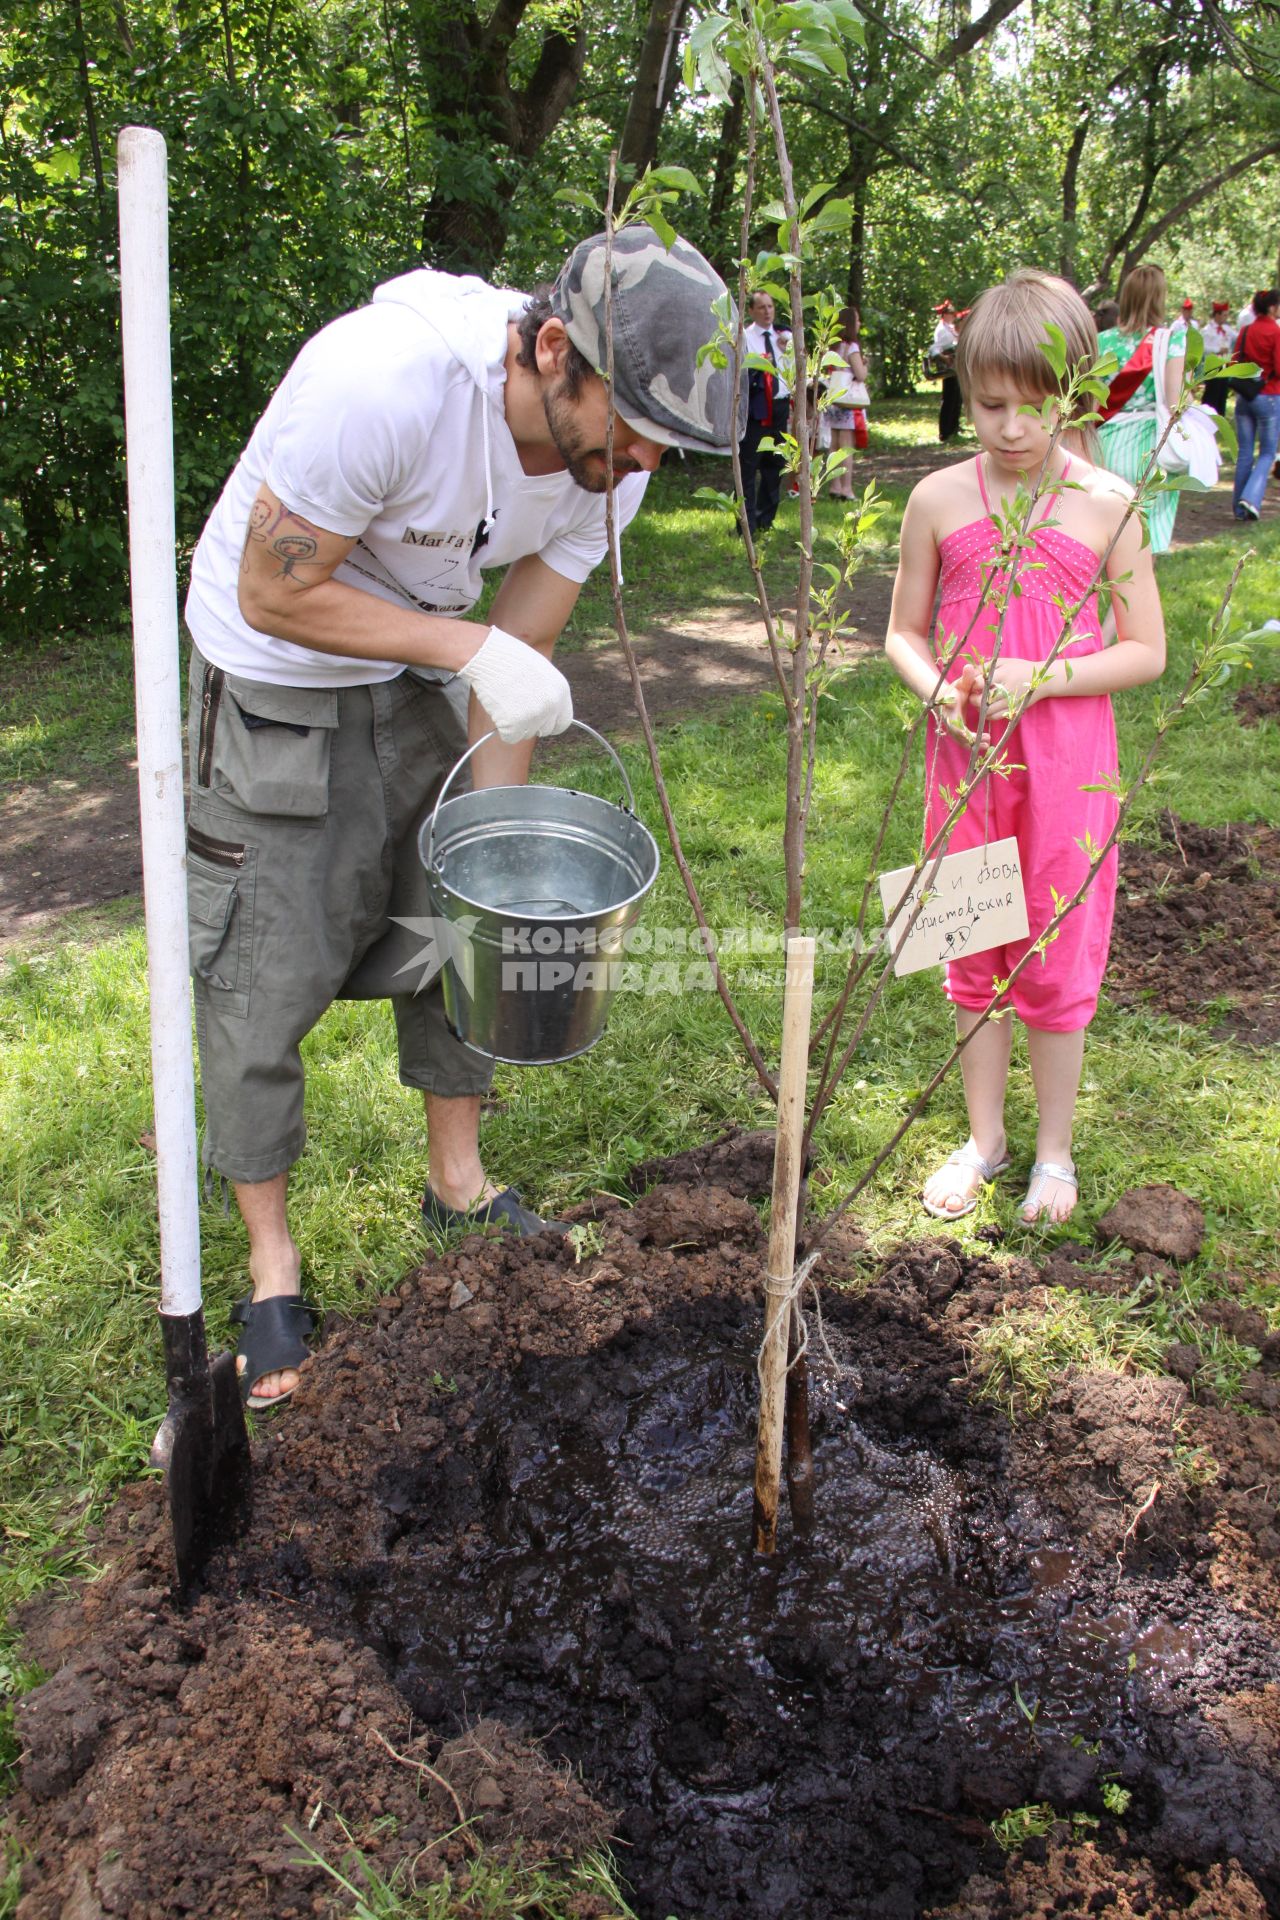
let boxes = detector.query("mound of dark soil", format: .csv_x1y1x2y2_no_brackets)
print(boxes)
1108,813,1280,1044
9,1196,1280,1919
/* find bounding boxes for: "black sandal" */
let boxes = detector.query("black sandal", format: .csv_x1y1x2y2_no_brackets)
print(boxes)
228,1294,320,1410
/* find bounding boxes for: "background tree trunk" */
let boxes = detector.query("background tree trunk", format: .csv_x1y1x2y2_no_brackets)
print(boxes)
413,0,586,274
617,0,692,180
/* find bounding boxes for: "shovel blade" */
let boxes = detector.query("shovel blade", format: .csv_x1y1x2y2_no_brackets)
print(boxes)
157,1313,251,1598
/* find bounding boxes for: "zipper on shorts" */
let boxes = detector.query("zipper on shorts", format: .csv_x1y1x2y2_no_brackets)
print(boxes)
198,664,224,788
186,824,246,869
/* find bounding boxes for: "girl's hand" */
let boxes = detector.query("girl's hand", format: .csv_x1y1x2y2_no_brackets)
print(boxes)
973,657,1044,719
932,662,984,744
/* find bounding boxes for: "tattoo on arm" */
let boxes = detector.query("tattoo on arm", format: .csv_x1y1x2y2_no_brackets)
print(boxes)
272,533,319,579
239,498,326,581
239,498,273,574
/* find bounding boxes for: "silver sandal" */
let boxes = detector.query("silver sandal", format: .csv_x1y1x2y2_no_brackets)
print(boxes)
922,1143,1012,1220
1019,1160,1078,1224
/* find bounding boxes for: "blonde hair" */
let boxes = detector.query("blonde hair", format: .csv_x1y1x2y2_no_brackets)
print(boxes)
1117,265,1167,332
956,269,1100,460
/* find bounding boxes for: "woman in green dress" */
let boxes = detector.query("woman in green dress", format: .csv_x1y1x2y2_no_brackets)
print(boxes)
1096,265,1187,554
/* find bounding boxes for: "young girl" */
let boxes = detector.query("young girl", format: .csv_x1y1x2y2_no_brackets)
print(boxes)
884,270,1167,1225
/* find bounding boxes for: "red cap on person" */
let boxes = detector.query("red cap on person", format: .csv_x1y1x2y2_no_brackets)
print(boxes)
934,300,956,314
1181,298,1194,311
1211,300,1230,314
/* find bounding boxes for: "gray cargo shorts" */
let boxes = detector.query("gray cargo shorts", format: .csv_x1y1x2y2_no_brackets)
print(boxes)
186,645,493,1185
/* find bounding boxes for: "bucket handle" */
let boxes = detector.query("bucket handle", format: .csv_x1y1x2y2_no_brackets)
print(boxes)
424,721,638,876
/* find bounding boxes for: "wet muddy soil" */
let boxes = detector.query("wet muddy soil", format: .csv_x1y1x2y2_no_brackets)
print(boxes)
1108,812,1280,1045
10,1143,1280,1919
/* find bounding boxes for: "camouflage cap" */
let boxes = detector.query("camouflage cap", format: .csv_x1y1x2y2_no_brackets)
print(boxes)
549,225,746,455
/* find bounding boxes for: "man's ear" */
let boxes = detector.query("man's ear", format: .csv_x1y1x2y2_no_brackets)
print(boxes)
535,317,571,377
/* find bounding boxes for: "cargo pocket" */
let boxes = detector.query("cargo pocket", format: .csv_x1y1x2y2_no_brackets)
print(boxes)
203,672,340,819
187,851,255,1019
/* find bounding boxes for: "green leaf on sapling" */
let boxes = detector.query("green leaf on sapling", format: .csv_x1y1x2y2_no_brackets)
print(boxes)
803,198,853,234
800,180,836,215
826,0,866,42
785,47,839,77
647,166,703,195
647,207,676,249
554,187,599,210
1039,323,1068,381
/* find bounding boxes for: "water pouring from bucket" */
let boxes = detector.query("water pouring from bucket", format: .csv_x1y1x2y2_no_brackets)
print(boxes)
420,722,660,1065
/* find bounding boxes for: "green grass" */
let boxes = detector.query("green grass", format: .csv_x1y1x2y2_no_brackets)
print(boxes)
973,1287,1172,1418
1,413,1277,1898
293,1828,640,1918
0,623,139,786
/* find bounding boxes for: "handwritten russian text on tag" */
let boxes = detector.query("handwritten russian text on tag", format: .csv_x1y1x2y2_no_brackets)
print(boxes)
879,836,1029,977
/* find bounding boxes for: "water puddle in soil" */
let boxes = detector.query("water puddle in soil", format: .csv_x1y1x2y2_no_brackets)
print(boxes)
343,1322,1220,1919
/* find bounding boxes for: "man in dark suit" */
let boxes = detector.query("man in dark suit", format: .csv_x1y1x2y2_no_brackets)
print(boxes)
739,290,792,533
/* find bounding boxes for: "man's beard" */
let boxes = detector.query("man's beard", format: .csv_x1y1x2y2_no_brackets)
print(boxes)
542,378,642,493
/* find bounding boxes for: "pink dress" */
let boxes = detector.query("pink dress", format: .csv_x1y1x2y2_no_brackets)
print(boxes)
925,456,1119,1032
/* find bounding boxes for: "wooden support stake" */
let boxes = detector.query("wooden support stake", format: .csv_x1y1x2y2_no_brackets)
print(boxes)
753,934,816,1555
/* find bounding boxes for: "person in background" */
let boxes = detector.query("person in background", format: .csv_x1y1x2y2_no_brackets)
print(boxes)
1232,288,1280,521
825,306,870,499
1096,265,1186,554
929,300,963,442
1093,300,1119,336
1180,296,1196,330
1201,300,1235,415
739,289,793,535
885,269,1165,1226
1238,294,1258,332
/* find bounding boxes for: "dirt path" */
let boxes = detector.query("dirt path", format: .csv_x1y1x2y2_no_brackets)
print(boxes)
0,456,1261,951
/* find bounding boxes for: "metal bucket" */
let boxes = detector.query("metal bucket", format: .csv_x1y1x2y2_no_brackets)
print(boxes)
420,723,660,1064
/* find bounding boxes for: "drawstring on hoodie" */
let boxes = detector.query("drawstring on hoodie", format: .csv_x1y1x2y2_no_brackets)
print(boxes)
480,400,496,537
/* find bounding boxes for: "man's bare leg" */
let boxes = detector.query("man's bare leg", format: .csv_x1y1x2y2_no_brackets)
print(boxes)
233,1172,303,1402
234,1097,494,1401
424,1093,494,1210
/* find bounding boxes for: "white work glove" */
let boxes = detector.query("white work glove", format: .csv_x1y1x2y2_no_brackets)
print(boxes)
456,626,573,743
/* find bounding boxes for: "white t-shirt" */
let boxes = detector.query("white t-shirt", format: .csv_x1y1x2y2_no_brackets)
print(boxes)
186,270,648,687
1201,319,1233,357
1238,303,1257,333
931,320,958,356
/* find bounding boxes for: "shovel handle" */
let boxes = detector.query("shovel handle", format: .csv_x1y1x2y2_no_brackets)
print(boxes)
424,721,637,875
119,127,203,1321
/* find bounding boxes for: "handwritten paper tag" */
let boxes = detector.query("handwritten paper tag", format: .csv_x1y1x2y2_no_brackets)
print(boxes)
879,836,1029,977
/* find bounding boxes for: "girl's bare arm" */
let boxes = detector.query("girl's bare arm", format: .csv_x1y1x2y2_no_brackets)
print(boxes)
883,489,945,703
